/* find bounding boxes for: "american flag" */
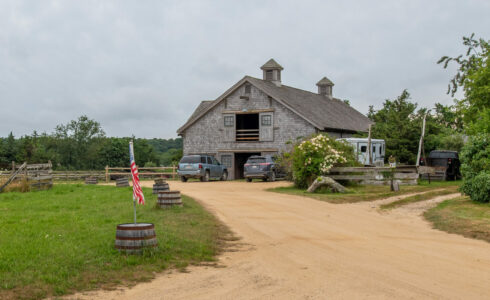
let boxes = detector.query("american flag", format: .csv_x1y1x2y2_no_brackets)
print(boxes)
129,141,145,205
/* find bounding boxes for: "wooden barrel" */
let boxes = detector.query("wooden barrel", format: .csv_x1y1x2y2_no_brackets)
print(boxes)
152,182,169,194
157,191,183,208
154,178,166,184
85,177,98,185
115,223,157,254
116,177,130,187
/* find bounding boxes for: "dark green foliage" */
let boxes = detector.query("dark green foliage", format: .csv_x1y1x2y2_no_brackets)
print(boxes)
460,134,490,203
367,90,466,164
368,90,424,164
0,116,182,170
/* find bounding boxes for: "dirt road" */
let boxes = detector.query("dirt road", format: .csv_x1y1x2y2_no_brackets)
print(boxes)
73,181,490,299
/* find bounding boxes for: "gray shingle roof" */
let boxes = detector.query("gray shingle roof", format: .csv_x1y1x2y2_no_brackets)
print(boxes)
260,59,284,70
316,76,334,86
177,76,373,134
177,100,214,133
246,76,372,132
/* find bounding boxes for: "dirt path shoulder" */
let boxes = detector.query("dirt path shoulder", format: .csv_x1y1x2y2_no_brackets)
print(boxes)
69,181,490,300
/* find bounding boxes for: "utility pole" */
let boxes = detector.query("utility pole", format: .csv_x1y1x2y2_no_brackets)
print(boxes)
416,113,427,167
367,124,372,166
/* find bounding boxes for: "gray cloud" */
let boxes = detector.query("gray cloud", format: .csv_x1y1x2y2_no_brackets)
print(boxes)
1,0,489,138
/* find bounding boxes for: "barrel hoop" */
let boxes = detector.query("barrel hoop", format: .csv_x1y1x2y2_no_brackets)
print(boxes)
116,224,154,231
116,235,156,240
115,244,158,250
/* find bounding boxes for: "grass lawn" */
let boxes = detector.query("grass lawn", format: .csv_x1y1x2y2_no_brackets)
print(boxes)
0,184,231,300
424,196,490,243
268,180,461,204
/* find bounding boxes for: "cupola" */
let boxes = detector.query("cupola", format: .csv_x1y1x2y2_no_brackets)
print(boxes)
316,76,334,97
261,59,283,86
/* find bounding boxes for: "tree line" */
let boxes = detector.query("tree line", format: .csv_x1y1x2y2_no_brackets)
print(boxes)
366,34,488,165
368,34,488,202
0,116,183,170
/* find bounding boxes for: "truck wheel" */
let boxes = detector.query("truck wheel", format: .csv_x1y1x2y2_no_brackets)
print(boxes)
220,171,228,181
246,178,252,182
180,176,188,182
202,171,210,182
268,171,276,182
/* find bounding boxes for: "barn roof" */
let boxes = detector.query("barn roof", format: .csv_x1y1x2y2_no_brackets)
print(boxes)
177,76,373,134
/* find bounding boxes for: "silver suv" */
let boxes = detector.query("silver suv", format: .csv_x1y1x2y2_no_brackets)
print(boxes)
178,155,228,182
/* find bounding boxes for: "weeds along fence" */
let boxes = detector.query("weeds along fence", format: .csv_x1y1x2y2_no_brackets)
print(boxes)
327,166,419,185
0,162,53,192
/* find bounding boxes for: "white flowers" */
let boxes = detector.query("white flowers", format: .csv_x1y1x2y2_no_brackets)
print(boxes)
297,134,347,174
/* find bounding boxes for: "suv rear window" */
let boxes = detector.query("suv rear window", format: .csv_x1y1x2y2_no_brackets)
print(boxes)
248,157,265,164
180,156,201,164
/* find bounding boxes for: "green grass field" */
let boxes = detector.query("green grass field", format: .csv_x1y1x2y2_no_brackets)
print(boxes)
268,180,461,204
424,196,490,243
0,184,230,300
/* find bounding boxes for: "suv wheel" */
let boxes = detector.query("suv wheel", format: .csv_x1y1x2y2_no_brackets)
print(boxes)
201,170,210,182
246,178,252,182
220,171,228,181
180,176,188,182
268,171,276,182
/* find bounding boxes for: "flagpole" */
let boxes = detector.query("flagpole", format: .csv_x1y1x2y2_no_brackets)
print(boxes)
129,140,137,224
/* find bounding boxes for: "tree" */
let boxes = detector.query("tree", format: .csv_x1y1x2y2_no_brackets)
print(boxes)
368,90,422,164
54,115,105,169
439,34,490,202
438,34,490,133
5,132,17,164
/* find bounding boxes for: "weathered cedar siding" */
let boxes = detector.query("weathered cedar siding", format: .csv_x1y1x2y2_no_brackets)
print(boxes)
182,84,316,155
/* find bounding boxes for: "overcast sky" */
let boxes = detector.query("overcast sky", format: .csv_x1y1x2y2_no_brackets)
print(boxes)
1,0,489,138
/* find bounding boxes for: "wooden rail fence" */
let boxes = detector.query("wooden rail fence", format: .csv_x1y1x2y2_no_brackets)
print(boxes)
1,164,177,183
105,166,177,182
328,166,419,185
0,162,53,192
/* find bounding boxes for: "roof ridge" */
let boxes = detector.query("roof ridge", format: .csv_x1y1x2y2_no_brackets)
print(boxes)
247,76,323,97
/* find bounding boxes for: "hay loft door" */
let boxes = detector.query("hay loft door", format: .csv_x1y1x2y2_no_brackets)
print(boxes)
259,112,273,141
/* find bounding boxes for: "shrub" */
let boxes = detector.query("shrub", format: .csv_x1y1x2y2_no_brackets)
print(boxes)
291,134,357,188
461,171,490,203
460,133,490,202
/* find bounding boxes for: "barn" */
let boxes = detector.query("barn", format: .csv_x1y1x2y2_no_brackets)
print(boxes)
177,59,372,179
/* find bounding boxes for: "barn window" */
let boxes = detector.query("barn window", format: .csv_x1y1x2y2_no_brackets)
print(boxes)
220,155,232,168
361,146,367,153
266,70,273,80
244,84,251,94
261,115,272,126
224,116,234,127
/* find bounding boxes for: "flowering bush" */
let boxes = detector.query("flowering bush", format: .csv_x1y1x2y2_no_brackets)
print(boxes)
291,134,357,188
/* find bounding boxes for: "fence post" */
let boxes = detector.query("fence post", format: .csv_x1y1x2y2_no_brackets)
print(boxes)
105,166,109,183
12,161,15,172
172,165,176,180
